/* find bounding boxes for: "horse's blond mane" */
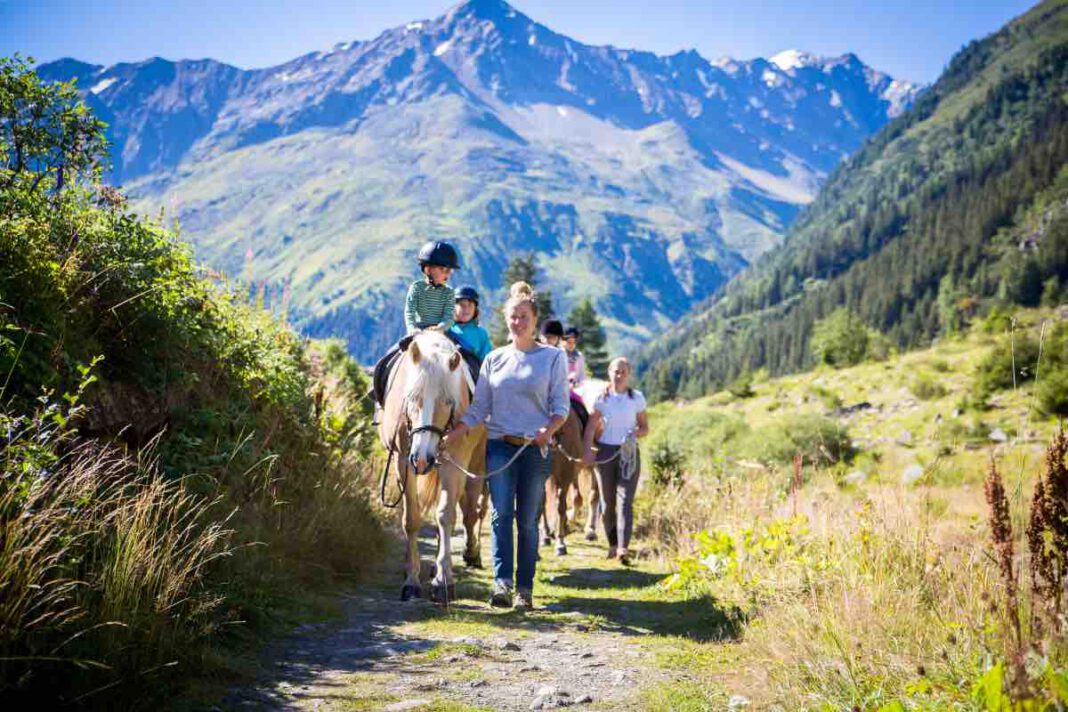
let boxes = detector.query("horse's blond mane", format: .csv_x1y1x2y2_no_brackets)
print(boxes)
402,332,464,409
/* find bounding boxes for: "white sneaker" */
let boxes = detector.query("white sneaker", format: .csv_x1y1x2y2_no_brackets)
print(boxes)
514,589,533,611
490,580,512,608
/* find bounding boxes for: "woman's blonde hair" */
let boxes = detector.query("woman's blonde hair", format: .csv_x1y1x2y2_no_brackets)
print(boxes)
606,356,635,398
505,281,538,318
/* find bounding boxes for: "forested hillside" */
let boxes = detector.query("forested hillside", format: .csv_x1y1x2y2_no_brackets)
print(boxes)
639,0,1068,400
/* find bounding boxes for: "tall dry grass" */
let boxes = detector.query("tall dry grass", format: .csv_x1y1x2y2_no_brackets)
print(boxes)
642,457,1004,708
1,416,232,704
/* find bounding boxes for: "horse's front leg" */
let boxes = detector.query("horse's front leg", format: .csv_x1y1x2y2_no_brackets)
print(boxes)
431,465,462,606
401,464,423,601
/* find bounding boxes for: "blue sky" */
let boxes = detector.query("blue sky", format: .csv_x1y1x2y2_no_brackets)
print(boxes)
2,0,1037,83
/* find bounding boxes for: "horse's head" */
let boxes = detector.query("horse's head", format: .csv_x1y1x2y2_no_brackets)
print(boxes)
402,333,465,475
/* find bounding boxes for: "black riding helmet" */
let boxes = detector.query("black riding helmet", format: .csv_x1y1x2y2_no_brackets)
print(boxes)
541,319,564,339
455,285,480,303
455,285,480,322
417,240,461,270
564,326,581,339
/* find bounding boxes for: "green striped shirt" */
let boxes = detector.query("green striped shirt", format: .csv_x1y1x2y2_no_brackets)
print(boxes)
405,280,455,334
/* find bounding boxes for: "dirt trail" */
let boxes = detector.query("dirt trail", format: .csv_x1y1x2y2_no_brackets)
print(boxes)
221,528,732,711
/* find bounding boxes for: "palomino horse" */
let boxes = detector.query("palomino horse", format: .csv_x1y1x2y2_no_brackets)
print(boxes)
377,331,487,603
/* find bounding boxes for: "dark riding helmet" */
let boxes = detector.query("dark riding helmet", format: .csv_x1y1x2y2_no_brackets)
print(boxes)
564,326,581,338
455,285,480,304
417,240,461,270
541,319,564,339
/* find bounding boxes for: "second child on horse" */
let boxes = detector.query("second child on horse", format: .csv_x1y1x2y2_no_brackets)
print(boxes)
450,285,493,362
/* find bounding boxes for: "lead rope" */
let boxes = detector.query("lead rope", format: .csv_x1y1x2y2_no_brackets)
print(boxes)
618,437,639,481
440,438,538,481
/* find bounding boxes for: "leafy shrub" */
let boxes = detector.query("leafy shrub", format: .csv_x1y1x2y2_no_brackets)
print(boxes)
0,56,386,705
1038,367,1068,417
735,414,854,467
910,373,949,400
973,322,1068,404
973,331,1042,402
727,369,755,399
806,383,842,409
810,309,870,367
646,408,748,467
650,440,686,488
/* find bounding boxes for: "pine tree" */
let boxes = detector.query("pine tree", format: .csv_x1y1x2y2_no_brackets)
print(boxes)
567,298,608,379
491,254,554,345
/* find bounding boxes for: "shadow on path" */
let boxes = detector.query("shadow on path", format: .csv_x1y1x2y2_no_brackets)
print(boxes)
547,566,665,591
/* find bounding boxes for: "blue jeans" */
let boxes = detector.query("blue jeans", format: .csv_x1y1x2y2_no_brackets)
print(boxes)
486,439,551,593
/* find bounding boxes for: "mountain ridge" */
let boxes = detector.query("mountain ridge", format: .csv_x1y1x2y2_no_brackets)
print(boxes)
635,0,1068,400
36,0,921,361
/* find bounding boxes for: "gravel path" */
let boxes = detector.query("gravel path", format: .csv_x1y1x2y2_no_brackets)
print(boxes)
220,528,692,711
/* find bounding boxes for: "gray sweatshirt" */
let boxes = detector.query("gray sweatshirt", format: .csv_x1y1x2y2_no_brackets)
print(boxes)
460,343,570,439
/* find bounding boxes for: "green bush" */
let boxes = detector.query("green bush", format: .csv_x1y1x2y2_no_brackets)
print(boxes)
972,321,1068,404
0,56,385,705
735,414,854,467
649,440,687,487
1038,367,1068,417
910,373,949,400
806,384,842,410
973,331,1042,402
727,369,755,399
810,309,870,367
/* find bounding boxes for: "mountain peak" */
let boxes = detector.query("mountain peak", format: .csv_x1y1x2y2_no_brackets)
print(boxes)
448,0,520,21
769,49,819,71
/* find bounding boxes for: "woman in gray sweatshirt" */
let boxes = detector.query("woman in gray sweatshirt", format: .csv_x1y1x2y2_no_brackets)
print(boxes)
446,282,570,611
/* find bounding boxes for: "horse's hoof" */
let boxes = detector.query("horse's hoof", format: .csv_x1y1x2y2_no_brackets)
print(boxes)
430,583,456,607
584,529,597,542
400,584,422,601
540,535,552,547
556,544,568,556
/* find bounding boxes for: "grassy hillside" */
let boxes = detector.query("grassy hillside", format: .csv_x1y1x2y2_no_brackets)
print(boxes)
0,57,386,708
636,307,1068,708
638,0,1068,400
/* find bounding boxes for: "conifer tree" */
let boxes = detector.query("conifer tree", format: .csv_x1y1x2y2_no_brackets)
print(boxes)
567,298,608,378
491,254,554,345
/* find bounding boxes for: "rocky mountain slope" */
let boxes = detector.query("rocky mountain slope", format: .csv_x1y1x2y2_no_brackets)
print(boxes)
38,0,919,360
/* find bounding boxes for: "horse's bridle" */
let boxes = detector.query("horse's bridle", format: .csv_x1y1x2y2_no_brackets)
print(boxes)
406,403,456,445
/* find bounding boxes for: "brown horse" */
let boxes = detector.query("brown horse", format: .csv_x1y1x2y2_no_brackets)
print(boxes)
377,332,487,603
540,405,599,555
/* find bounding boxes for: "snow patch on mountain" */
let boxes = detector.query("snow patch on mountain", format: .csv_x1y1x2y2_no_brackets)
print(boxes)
770,49,818,72
717,152,817,205
89,77,117,94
